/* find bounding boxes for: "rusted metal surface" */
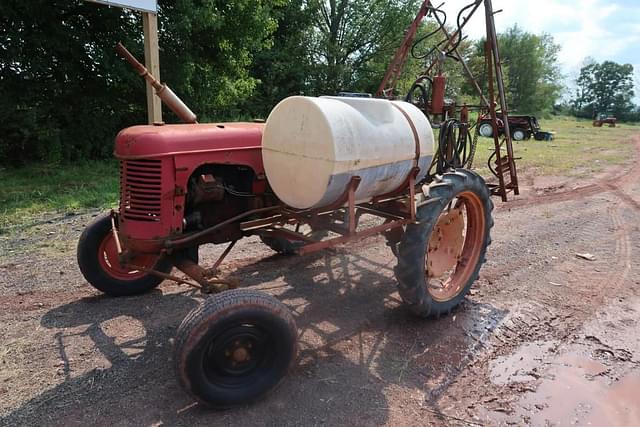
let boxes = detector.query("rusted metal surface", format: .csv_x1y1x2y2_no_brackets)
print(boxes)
428,191,486,302
428,1,488,108
297,218,411,256
209,240,238,273
110,212,123,255
376,0,432,98
166,206,280,249
172,256,237,294
131,264,203,290
427,208,464,277
378,0,519,201
390,105,422,170
484,0,519,197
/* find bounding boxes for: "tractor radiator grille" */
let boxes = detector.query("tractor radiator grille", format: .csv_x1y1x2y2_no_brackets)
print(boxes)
120,159,163,222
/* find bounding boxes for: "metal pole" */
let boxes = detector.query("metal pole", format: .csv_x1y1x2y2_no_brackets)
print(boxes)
484,0,519,194
142,12,162,124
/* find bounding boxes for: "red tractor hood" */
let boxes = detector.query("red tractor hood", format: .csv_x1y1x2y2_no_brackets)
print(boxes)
114,122,264,159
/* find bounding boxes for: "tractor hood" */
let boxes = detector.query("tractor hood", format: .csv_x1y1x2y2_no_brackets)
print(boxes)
114,122,264,159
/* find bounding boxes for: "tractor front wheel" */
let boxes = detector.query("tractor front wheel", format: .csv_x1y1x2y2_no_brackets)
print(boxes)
174,289,298,408
394,170,493,318
512,129,527,141
77,214,172,296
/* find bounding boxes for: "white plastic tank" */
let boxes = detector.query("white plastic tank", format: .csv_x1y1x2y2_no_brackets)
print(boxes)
262,96,434,209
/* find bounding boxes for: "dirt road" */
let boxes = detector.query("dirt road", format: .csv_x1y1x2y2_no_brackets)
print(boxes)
1,136,640,426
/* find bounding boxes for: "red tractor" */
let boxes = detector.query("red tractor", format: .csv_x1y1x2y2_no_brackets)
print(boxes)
593,113,617,127
77,45,493,408
477,112,553,141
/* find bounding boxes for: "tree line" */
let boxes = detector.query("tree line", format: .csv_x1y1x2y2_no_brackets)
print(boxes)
0,0,636,165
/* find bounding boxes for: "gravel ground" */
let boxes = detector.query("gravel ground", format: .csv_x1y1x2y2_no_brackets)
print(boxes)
1,136,639,426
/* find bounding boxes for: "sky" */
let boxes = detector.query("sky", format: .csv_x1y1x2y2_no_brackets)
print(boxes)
439,0,640,100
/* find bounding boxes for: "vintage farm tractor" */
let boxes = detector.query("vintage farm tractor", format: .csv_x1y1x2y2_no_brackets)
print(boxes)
76,45,493,408
76,0,518,407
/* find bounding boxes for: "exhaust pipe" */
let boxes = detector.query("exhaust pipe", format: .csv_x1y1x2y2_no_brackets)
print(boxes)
115,42,198,124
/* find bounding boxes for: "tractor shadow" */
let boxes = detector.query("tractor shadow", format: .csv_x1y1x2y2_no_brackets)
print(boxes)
3,241,505,426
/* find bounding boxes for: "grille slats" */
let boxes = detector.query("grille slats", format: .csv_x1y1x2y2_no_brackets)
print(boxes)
120,160,163,222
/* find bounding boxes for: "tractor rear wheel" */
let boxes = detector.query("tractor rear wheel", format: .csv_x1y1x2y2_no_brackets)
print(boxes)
174,289,297,408
394,170,493,318
77,214,172,296
478,122,493,137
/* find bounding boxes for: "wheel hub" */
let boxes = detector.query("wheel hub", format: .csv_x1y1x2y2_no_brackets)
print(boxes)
427,208,465,278
205,326,269,381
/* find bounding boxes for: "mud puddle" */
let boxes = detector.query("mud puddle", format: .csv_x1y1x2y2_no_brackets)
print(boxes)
487,296,640,426
518,353,640,426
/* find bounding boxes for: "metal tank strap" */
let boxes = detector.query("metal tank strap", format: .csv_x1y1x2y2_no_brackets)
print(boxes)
390,103,421,170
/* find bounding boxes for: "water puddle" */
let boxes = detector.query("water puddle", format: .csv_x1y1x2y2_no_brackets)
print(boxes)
516,352,640,425
490,340,557,385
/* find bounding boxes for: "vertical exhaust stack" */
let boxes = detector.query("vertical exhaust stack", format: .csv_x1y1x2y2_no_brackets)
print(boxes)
115,42,198,124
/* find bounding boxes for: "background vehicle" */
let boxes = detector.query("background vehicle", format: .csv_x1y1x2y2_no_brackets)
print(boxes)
477,112,554,141
593,113,617,127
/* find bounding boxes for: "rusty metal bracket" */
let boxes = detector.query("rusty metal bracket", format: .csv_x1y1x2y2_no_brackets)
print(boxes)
166,205,280,249
110,211,123,255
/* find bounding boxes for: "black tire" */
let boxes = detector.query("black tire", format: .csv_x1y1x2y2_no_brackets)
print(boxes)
512,129,527,141
478,121,493,137
175,289,298,408
77,214,172,297
394,170,493,318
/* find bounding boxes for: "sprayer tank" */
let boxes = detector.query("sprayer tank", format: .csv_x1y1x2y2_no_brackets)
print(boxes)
261,96,434,209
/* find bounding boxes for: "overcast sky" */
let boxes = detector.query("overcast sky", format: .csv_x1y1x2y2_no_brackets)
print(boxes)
440,0,640,99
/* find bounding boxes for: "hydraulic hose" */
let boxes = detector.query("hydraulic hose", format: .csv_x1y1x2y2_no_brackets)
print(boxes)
429,118,472,176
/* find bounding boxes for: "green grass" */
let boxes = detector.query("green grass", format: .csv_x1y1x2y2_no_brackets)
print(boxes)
0,161,119,233
0,116,638,232
470,116,640,178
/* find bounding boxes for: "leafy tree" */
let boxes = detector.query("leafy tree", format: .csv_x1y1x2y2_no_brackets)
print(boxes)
498,27,562,113
244,0,313,117
462,25,562,114
0,0,280,164
159,0,279,121
573,59,635,120
306,0,421,94
0,1,143,163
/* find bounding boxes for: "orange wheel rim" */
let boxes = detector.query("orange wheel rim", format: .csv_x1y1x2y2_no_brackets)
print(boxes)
426,191,486,302
97,233,158,281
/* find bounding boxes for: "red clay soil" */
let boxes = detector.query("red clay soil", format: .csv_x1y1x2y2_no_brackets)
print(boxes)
1,135,640,426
